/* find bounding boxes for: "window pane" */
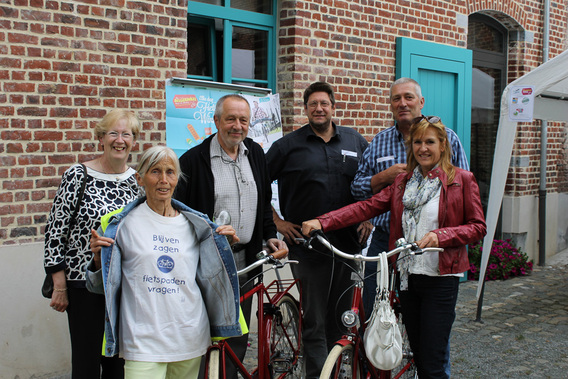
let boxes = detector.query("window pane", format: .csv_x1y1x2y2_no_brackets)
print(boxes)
232,26,268,81
471,66,503,213
231,0,272,14
187,23,212,77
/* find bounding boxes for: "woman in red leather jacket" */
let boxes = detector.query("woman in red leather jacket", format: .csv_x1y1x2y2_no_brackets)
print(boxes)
302,116,486,379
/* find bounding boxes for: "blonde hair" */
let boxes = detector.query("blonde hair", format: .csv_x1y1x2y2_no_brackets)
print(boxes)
137,146,181,180
406,117,456,183
94,109,140,140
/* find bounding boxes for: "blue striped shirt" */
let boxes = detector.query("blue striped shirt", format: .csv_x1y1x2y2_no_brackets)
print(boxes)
350,124,469,232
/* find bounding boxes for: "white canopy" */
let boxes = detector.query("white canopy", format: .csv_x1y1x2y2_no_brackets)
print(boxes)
477,49,568,300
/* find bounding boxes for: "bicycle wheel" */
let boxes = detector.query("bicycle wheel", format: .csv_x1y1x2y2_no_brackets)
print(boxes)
320,344,362,379
390,314,417,379
268,294,305,378
207,348,220,379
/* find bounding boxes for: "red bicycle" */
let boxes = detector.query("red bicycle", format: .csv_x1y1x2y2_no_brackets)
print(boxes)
204,248,305,378
304,232,442,379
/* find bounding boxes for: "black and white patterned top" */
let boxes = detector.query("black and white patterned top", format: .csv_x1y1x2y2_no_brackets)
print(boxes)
44,164,139,287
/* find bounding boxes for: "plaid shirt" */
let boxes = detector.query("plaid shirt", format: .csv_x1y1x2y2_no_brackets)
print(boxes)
350,124,469,233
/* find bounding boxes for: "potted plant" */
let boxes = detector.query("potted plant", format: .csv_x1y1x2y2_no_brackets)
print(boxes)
468,239,533,281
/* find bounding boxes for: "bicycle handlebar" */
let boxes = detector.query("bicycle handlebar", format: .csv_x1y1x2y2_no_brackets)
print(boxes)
305,230,443,262
237,248,291,276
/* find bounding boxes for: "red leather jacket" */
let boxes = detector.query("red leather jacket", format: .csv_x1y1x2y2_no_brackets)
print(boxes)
318,167,486,275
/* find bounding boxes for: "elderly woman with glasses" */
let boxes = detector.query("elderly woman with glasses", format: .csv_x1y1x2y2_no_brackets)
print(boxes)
44,109,142,378
302,116,486,378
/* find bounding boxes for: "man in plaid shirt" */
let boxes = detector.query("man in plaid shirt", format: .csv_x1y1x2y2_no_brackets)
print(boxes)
350,77,470,317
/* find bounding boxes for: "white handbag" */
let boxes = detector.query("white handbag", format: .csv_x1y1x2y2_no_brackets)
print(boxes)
363,251,403,370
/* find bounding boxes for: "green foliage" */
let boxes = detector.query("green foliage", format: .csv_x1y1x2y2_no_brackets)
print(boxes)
468,239,533,281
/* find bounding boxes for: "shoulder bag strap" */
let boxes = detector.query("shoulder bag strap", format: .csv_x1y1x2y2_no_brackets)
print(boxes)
68,163,88,232
379,251,388,294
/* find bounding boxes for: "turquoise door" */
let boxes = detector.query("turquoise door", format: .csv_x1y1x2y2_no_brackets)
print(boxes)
397,37,473,282
396,37,472,160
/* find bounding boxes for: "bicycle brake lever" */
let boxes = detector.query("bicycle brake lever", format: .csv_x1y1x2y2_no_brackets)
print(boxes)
410,243,424,255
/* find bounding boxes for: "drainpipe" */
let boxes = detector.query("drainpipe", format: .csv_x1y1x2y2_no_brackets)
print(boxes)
539,0,550,266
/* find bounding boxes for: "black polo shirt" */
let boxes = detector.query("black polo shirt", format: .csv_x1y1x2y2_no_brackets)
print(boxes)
266,123,368,254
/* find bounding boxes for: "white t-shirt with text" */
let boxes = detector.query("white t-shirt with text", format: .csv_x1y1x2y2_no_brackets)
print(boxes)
116,202,210,362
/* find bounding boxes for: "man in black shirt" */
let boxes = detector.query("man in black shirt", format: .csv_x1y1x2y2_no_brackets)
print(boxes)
266,82,371,378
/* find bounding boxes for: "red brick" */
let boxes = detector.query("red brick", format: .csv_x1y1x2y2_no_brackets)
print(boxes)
31,191,46,201
27,203,52,213
3,180,33,191
7,143,23,153
0,204,25,216
34,130,63,141
47,154,76,165
1,217,14,227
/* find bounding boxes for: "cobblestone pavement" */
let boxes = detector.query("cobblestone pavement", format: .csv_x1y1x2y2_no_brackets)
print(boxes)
450,262,568,378
242,258,568,378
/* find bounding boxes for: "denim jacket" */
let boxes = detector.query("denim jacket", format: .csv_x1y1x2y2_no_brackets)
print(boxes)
85,197,242,357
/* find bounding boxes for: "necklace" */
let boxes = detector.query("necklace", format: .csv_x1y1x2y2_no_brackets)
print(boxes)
99,158,127,181
163,208,179,217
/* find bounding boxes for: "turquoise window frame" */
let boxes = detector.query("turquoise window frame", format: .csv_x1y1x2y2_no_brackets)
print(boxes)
186,17,217,82
187,1,277,91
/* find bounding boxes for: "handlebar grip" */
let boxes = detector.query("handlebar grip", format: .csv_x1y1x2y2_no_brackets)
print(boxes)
269,248,288,260
309,229,325,237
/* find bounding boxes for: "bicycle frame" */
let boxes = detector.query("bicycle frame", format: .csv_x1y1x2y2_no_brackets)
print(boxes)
310,233,442,379
321,262,393,379
204,255,303,379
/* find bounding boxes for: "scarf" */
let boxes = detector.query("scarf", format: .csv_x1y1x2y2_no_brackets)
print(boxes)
398,166,442,290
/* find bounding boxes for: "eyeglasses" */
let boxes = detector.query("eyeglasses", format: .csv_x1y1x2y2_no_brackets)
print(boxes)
412,115,441,125
105,131,134,140
307,101,332,109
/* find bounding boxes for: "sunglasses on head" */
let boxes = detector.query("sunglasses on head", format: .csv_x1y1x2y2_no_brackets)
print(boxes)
412,115,441,125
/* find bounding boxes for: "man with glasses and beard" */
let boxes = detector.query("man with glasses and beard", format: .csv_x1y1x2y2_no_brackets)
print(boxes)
266,82,371,378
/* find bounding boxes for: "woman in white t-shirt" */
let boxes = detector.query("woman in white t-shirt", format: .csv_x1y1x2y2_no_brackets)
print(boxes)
87,146,242,379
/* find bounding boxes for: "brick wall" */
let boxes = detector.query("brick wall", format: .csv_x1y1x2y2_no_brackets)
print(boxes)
278,0,568,197
0,0,188,244
1,0,567,246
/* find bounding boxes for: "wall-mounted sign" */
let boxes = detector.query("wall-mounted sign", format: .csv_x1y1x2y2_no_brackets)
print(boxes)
508,85,535,122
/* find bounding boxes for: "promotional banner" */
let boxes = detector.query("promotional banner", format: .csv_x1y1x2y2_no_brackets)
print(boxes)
165,79,282,156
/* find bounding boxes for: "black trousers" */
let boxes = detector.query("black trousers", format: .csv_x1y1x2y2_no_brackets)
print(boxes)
398,274,459,379
66,287,124,379
289,246,355,378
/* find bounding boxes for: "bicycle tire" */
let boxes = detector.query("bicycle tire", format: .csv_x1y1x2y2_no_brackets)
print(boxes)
268,294,306,378
390,314,417,379
207,348,220,379
320,344,362,379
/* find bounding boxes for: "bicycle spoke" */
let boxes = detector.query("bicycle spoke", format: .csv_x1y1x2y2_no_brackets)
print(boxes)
268,295,305,378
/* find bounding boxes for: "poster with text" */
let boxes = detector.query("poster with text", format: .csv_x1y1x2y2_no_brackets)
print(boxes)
508,85,535,122
165,83,282,157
